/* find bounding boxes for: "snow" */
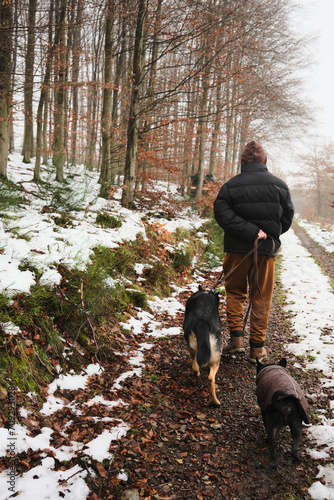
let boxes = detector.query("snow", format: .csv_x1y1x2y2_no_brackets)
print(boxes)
296,216,334,254
0,156,334,499
0,457,89,500
84,425,130,461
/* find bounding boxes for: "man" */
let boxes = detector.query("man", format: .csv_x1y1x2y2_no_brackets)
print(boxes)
214,140,294,363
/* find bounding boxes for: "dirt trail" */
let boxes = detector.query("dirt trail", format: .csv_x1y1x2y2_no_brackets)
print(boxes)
292,221,334,282
99,234,329,499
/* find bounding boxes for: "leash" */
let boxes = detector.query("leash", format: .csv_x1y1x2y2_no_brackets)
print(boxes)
211,236,266,292
211,235,276,330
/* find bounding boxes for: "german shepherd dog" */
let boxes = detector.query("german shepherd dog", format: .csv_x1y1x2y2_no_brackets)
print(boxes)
183,286,222,406
256,358,311,468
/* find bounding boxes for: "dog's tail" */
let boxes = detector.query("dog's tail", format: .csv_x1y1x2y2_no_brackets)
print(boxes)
195,320,211,366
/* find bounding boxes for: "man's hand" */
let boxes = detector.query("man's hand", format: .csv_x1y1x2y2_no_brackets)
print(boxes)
258,229,267,239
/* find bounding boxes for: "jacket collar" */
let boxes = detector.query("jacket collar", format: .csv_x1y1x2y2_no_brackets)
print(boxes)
241,162,268,173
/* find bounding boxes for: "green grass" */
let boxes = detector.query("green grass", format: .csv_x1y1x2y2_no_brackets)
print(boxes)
199,215,225,267
96,211,123,228
0,177,25,211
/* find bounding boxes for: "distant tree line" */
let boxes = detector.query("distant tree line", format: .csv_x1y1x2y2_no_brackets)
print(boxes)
0,0,312,207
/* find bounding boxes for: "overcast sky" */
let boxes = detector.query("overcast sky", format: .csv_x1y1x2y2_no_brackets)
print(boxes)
297,0,334,140
266,0,334,176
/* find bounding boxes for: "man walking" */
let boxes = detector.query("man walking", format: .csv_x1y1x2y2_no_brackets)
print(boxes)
214,141,294,363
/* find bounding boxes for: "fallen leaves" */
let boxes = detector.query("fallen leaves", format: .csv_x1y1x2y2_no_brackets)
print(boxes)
96,463,107,478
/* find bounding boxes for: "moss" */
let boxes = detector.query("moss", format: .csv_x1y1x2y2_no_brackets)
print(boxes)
96,212,122,228
1,341,53,395
92,245,135,278
52,211,74,227
144,261,172,296
200,216,225,267
173,246,193,272
126,289,148,309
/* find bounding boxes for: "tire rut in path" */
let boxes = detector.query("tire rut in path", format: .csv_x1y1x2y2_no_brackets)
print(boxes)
292,221,334,283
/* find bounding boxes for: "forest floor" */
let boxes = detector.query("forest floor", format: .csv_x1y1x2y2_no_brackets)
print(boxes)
2,225,333,500
90,225,333,500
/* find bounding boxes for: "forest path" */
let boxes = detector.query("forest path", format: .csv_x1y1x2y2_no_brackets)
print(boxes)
292,220,334,283
100,226,328,500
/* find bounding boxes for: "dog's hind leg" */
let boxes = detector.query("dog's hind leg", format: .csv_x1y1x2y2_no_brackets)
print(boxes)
191,352,200,376
188,333,200,376
289,418,302,463
208,360,220,407
264,412,282,469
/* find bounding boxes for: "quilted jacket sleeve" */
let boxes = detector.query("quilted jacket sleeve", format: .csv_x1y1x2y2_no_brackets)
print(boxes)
214,184,259,241
280,186,294,234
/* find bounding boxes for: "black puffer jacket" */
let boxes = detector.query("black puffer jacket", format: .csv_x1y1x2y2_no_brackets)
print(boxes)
214,162,294,256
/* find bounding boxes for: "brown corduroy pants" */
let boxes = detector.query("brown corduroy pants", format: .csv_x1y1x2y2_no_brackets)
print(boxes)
223,252,276,345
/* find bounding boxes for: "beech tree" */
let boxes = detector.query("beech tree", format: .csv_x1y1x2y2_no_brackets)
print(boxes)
22,0,37,163
34,0,55,181
299,144,334,220
0,0,12,178
1,0,313,199
121,0,147,208
99,0,115,196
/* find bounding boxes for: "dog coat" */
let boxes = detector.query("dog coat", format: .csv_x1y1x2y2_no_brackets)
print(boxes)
256,365,311,424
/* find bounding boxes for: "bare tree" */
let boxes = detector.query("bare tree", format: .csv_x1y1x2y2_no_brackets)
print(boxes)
99,0,116,196
34,0,55,181
0,0,12,177
22,0,37,163
121,0,147,208
53,0,67,182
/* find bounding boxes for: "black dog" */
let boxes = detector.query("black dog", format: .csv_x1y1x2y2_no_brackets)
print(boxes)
256,358,311,468
183,286,221,406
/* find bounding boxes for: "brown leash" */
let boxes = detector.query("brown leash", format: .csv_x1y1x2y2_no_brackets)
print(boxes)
212,235,276,331
212,237,265,291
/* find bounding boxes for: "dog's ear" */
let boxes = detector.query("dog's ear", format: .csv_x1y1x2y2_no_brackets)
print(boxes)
278,358,287,368
198,285,202,291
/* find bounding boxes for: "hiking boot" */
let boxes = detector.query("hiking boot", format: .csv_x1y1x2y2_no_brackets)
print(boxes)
249,346,268,364
223,336,245,354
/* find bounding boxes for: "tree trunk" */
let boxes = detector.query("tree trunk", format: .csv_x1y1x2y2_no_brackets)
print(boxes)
22,0,37,163
85,24,103,171
9,0,18,154
70,0,82,166
99,0,115,196
34,0,55,181
110,20,126,167
0,0,12,177
121,0,147,208
53,0,67,182
196,60,210,197
209,81,222,176
42,88,50,165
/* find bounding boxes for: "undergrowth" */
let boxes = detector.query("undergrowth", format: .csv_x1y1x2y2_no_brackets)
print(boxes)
0,214,223,400
0,177,25,211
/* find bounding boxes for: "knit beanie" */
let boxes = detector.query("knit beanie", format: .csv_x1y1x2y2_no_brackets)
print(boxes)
241,141,267,166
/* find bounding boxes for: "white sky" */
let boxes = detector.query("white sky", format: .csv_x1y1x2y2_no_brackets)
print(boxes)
298,0,334,141
266,0,334,177
0,158,333,498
